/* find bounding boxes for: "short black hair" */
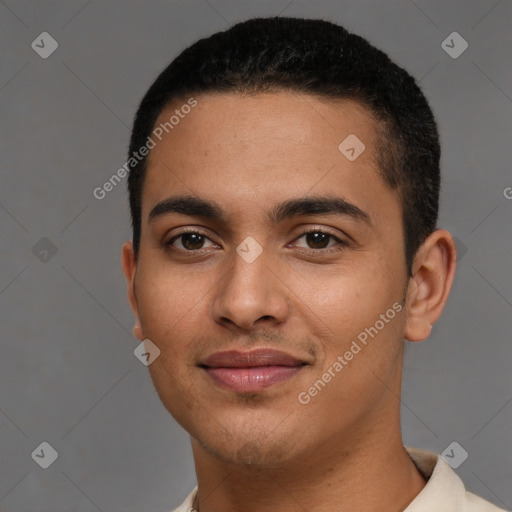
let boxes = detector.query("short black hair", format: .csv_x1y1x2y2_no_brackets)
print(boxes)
128,16,440,276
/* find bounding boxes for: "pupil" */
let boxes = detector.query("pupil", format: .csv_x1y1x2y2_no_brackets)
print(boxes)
183,233,204,250
307,232,329,249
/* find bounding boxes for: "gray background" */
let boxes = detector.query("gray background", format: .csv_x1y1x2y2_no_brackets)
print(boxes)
1,1,511,511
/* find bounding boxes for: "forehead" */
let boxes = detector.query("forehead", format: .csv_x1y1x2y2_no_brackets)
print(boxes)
142,92,394,224
149,91,379,164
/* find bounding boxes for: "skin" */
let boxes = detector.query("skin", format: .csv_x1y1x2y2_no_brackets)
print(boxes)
122,92,457,512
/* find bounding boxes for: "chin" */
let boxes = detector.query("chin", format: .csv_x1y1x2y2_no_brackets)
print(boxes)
199,436,295,467
186,412,300,467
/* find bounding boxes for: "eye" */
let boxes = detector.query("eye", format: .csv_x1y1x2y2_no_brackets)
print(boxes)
164,228,349,255
165,230,217,251
293,229,348,251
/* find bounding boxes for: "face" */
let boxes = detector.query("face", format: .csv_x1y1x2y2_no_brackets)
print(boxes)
123,92,412,467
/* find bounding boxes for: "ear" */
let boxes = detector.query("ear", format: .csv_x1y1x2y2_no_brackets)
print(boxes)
121,241,144,341
404,229,457,342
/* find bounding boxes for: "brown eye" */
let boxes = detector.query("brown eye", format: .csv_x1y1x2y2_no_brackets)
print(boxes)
180,233,206,250
304,232,331,249
166,231,216,251
294,230,344,251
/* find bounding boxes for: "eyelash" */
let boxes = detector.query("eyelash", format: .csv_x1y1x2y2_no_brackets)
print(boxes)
164,227,349,255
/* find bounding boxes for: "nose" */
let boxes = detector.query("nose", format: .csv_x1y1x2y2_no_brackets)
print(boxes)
211,247,290,332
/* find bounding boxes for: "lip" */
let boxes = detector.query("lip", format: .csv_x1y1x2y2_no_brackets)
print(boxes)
200,349,307,392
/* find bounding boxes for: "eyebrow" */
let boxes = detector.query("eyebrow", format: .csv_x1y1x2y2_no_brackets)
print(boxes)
148,195,371,226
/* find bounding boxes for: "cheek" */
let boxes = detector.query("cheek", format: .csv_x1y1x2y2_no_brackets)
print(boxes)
133,271,207,401
297,260,405,383
297,277,405,431
134,266,207,418
296,261,395,333
136,261,207,336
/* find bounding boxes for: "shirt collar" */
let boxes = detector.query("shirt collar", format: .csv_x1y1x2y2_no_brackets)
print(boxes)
404,446,466,511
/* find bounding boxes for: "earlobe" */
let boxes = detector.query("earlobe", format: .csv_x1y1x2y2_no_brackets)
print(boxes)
133,323,144,341
404,230,457,342
121,242,144,342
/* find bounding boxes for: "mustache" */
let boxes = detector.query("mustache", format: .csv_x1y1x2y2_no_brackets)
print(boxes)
195,329,319,359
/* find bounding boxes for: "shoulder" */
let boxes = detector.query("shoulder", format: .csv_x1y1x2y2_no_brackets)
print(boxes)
405,447,507,512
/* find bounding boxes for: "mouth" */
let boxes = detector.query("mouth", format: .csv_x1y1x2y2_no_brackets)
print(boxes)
199,349,308,393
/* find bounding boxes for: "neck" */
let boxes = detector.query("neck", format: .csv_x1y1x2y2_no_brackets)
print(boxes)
190,415,426,512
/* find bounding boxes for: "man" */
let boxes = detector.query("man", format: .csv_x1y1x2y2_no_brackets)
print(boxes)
121,16,506,512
